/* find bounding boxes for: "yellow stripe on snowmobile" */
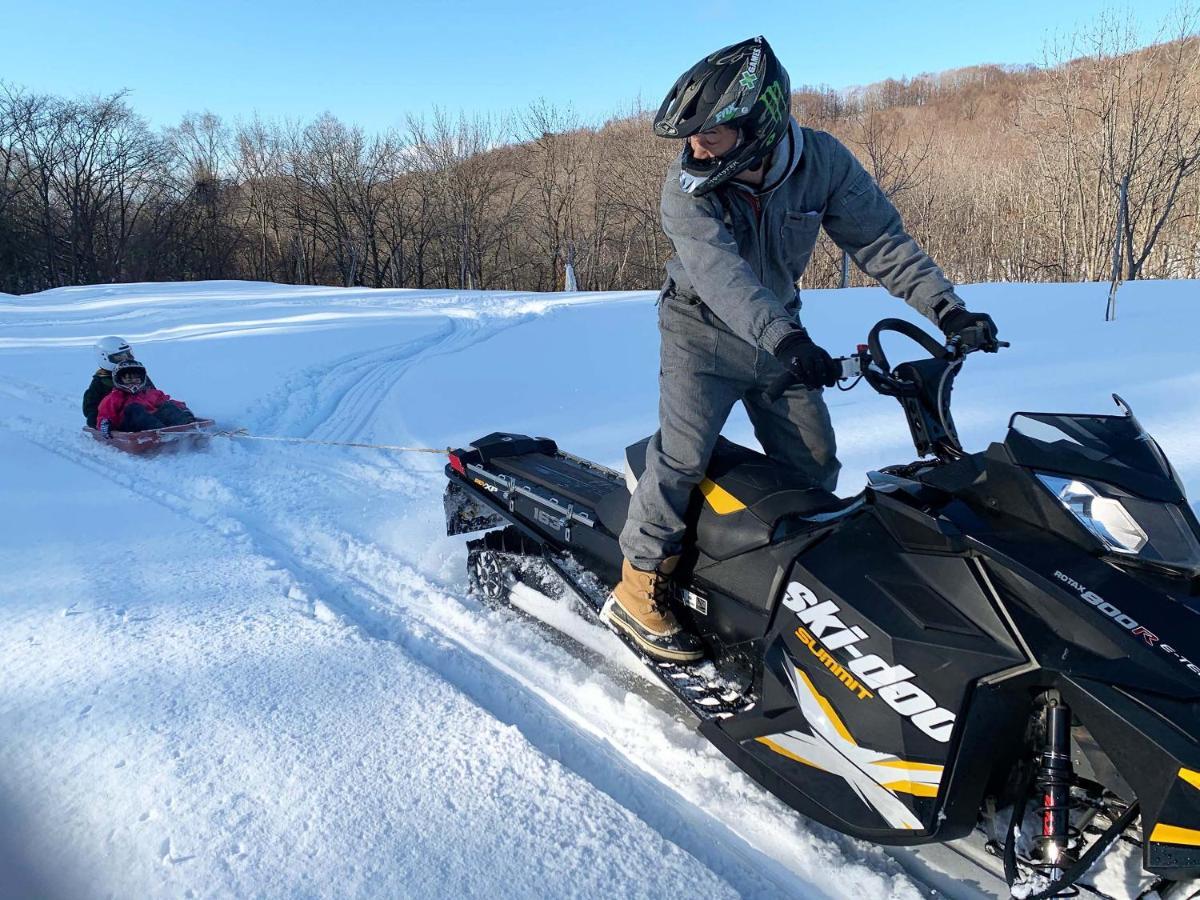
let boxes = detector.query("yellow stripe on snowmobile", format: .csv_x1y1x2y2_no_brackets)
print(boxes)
754,737,825,772
872,759,945,773
794,667,857,746
1179,767,1200,793
881,780,940,798
699,478,746,514
1150,823,1200,847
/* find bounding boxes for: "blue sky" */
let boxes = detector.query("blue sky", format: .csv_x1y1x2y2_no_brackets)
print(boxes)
4,0,1182,132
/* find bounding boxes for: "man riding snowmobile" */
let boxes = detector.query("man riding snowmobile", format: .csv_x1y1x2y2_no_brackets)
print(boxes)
606,35,1000,662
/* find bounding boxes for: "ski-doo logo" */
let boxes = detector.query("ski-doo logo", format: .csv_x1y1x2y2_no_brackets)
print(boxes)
782,581,956,743
1054,570,1200,679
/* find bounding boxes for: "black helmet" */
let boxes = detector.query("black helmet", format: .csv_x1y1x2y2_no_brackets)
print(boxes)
654,36,791,195
113,361,148,394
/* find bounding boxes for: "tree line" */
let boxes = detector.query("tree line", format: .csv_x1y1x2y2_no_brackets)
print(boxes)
2,9,1199,297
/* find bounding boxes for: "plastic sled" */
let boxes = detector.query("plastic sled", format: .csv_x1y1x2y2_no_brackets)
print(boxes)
83,418,216,455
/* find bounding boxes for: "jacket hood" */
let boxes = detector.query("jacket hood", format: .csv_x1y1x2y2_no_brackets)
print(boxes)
754,117,803,195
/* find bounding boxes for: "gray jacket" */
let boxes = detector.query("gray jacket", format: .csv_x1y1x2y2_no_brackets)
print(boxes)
660,118,961,354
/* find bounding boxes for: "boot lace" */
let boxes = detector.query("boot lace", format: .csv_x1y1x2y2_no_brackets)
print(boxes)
650,574,677,615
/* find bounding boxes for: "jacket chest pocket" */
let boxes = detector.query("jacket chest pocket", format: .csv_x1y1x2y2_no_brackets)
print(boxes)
781,209,824,277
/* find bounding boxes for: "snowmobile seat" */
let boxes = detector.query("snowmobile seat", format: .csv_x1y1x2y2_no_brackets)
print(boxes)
621,436,857,561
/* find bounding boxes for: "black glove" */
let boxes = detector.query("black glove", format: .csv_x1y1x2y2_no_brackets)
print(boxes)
773,329,840,389
939,307,1000,352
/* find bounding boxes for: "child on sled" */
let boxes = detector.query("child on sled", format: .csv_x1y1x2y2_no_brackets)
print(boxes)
83,336,157,428
96,361,197,436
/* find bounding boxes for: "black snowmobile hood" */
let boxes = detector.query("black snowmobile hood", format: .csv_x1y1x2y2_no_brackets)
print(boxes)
963,520,1200,702
934,411,1200,700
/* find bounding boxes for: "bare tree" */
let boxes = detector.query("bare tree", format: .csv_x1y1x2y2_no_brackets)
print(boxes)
233,117,287,281
406,109,513,289
3,11,1200,297
850,107,933,198
516,100,592,290
1106,19,1200,278
1026,8,1200,280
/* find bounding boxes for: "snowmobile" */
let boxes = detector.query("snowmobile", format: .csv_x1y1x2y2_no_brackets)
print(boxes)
84,418,216,455
443,318,1200,899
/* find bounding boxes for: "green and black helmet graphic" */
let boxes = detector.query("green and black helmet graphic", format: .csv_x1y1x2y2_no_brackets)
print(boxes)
653,35,792,195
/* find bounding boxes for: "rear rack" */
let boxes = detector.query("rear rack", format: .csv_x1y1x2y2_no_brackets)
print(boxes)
464,461,598,537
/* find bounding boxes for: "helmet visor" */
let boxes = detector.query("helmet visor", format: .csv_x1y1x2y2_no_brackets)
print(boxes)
108,350,134,365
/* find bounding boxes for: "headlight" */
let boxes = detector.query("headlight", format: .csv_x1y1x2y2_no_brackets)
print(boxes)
1037,475,1147,553
1037,474,1200,572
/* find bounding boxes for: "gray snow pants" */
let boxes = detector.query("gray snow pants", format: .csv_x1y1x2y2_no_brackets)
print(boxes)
619,296,841,571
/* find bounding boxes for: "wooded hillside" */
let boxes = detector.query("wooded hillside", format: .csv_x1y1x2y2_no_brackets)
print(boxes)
2,10,1197,295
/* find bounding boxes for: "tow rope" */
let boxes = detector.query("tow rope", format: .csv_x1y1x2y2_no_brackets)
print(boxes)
213,428,450,455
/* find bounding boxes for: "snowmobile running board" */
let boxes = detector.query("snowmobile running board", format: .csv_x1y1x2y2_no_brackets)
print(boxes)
538,549,754,720
449,479,756,722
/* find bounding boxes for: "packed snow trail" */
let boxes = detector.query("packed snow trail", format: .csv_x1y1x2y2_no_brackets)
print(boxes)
0,385,920,896
3,279,1199,898
0,427,759,900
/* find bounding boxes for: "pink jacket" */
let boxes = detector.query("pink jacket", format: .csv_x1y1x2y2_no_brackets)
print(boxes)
96,388,185,430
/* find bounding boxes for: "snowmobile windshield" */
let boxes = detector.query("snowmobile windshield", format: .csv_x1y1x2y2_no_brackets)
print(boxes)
1005,411,1184,503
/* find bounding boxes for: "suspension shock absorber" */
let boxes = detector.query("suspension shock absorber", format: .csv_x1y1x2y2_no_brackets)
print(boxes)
1035,700,1076,877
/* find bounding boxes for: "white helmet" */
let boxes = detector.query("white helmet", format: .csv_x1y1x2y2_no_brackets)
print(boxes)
95,336,134,371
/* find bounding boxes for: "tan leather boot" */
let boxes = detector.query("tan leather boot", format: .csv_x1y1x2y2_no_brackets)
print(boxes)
603,557,704,662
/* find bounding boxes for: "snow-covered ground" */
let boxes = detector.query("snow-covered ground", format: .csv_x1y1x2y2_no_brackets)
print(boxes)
1,279,1197,899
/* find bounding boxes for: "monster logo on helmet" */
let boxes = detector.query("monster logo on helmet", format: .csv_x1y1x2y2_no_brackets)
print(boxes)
653,35,792,196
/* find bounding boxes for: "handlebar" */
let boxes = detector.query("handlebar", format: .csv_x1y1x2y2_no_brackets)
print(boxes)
763,318,1009,404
